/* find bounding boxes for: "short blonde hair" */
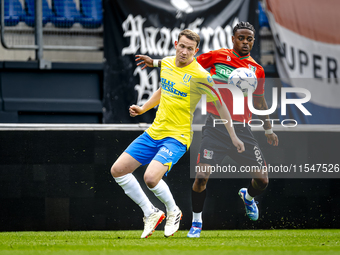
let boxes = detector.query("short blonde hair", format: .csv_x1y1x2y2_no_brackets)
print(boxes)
178,29,200,48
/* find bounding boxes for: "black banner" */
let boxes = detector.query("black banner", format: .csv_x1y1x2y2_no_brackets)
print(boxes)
103,0,259,123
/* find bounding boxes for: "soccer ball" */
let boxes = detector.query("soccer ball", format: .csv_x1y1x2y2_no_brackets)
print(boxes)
228,67,258,97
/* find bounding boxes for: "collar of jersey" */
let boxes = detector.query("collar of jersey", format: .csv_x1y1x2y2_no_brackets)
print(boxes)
232,49,250,60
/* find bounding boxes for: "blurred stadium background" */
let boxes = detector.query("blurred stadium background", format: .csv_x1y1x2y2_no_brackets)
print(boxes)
0,0,339,232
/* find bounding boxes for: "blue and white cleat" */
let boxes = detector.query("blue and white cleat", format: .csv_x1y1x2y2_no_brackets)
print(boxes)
187,221,202,238
238,188,259,221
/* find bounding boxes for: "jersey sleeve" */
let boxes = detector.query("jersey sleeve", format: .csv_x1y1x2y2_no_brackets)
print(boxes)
196,51,215,69
253,66,265,97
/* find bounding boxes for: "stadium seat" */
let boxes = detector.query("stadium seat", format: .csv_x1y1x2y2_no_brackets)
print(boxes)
2,0,25,26
24,0,54,27
51,0,81,28
78,0,103,28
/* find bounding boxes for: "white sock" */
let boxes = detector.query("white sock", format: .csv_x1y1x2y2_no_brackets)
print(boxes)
192,212,202,223
114,173,154,217
148,179,177,212
245,189,254,201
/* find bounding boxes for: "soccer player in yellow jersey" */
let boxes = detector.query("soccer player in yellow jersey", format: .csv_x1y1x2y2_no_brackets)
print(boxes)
110,29,244,239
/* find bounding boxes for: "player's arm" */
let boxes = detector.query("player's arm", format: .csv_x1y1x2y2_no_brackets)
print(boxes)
135,51,214,70
135,55,162,70
215,100,245,153
253,96,279,146
129,87,161,117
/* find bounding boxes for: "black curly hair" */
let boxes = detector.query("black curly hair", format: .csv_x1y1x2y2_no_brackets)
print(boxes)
233,21,256,35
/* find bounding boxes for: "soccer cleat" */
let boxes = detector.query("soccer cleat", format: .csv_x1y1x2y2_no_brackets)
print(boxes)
140,208,166,238
238,188,259,221
187,221,202,238
164,206,182,237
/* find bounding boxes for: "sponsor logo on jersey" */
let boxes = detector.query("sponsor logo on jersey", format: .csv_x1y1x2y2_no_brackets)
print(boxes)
163,71,173,76
203,149,214,159
161,78,187,97
215,64,234,79
226,56,231,61
248,64,257,73
219,68,233,77
161,147,173,156
183,73,192,83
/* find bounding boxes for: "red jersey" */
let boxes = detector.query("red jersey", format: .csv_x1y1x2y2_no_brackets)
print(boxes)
196,49,265,122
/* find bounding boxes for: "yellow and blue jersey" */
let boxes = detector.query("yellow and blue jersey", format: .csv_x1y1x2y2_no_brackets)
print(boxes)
146,56,218,149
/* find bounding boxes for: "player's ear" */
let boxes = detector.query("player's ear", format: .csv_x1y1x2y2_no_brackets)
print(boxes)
174,41,178,49
194,47,199,55
232,35,235,44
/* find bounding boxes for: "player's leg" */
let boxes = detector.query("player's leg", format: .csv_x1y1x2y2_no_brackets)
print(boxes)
231,125,268,221
144,160,177,211
145,138,186,237
192,165,210,222
144,160,181,237
248,174,269,200
187,163,210,238
238,172,268,221
111,133,165,238
188,116,228,238
111,152,155,216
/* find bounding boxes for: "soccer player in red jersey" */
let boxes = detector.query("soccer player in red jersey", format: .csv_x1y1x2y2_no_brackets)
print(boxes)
136,22,279,237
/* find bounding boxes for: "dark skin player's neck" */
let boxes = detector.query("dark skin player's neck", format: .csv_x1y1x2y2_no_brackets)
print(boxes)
239,52,249,56
233,49,250,57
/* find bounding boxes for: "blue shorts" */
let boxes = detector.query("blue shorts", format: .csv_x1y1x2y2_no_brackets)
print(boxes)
125,132,187,175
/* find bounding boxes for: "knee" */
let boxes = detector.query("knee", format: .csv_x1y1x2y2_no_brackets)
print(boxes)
254,177,269,190
110,164,117,177
195,164,211,180
196,174,209,187
144,173,158,189
111,164,123,178
262,178,269,189
196,170,210,180
193,175,209,192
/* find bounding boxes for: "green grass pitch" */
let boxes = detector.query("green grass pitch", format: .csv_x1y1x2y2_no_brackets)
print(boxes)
0,229,339,255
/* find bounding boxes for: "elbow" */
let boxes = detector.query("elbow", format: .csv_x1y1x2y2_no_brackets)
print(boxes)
253,102,262,111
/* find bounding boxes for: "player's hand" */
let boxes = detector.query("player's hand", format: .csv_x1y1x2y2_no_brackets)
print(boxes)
232,137,245,153
129,104,144,117
135,55,153,70
265,132,279,146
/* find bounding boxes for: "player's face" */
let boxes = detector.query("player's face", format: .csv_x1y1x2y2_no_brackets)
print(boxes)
174,36,199,67
232,29,255,56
